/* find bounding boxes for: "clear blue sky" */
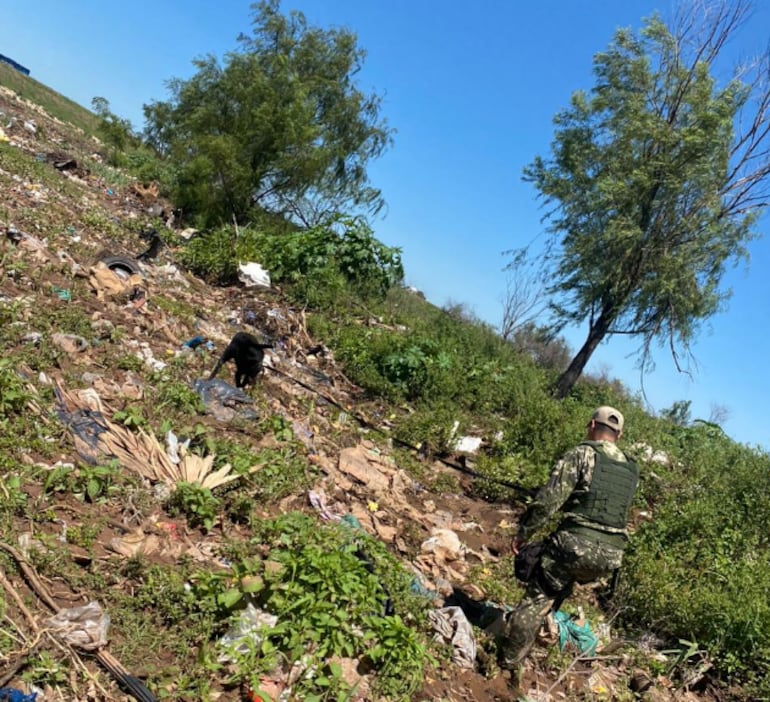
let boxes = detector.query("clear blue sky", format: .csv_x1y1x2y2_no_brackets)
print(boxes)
3,1,770,448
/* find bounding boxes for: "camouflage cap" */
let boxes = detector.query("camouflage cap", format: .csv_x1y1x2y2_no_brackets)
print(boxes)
592,406,624,433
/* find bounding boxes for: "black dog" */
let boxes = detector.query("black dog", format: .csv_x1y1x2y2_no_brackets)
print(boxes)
209,332,273,388
136,227,164,262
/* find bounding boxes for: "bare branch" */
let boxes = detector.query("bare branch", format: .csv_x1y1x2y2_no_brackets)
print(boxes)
499,249,549,340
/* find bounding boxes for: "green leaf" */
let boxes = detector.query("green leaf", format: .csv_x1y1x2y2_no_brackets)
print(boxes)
217,588,243,610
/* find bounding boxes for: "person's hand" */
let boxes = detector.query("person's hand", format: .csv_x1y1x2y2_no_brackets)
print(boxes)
511,535,526,555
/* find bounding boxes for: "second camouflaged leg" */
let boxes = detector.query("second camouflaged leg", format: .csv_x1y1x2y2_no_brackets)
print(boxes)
495,579,555,669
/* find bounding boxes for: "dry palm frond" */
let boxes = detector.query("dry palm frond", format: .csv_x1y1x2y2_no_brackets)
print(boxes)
54,380,262,489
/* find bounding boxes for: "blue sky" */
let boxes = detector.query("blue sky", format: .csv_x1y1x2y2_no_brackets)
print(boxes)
2,1,770,448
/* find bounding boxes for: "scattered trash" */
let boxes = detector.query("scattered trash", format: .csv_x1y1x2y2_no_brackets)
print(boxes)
45,601,110,651
193,378,258,422
165,430,190,465
420,528,466,563
552,609,599,656
182,335,213,352
54,384,110,464
21,332,42,345
107,530,162,558
218,603,278,663
238,261,271,288
134,343,167,371
179,227,198,240
629,442,672,467
46,152,79,172
308,489,342,522
52,333,89,354
0,127,9,143
427,606,477,668
0,688,37,702
452,435,483,454
409,575,439,600
89,261,144,300
99,254,142,278
52,286,71,302
54,382,259,488
338,445,392,494
130,182,159,200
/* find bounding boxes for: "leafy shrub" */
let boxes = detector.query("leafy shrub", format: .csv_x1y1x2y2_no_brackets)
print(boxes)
178,217,402,305
208,512,431,701
622,425,770,690
168,481,221,532
178,226,239,285
0,359,31,417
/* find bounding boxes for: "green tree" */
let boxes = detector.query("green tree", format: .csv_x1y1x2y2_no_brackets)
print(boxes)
143,0,392,228
91,97,135,165
523,1,770,398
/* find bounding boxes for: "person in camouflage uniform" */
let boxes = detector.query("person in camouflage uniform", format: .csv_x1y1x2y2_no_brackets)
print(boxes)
494,406,639,668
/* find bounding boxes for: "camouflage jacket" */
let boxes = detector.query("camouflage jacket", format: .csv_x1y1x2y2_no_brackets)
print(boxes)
517,441,631,540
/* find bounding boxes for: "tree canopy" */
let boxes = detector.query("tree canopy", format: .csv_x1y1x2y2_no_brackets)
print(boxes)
143,0,393,228
523,1,770,398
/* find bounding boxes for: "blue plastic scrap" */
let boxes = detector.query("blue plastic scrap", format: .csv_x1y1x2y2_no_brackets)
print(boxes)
0,688,38,702
184,335,206,349
54,385,108,465
553,610,599,656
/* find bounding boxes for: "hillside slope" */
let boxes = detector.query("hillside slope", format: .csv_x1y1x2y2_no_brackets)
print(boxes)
0,75,731,702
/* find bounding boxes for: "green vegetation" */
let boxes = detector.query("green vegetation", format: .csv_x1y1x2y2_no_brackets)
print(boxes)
523,6,770,398
143,0,392,228
2,2,770,699
212,512,432,700
0,63,99,135
179,215,403,308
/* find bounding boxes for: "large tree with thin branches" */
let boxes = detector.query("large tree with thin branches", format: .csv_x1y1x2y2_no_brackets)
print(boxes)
523,1,770,398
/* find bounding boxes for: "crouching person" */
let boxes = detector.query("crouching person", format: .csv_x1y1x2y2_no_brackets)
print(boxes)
493,406,639,668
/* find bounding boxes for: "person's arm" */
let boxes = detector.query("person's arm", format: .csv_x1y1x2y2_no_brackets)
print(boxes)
516,445,591,540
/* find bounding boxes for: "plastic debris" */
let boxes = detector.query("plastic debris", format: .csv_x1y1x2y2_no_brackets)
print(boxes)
193,378,258,422
427,606,477,668
54,384,109,465
165,430,190,465
183,335,206,349
409,576,439,600
420,528,466,563
452,435,483,454
52,332,89,354
308,490,342,522
0,689,37,702
218,603,278,663
22,332,42,345
45,601,110,651
89,261,144,300
238,261,271,288
552,609,599,656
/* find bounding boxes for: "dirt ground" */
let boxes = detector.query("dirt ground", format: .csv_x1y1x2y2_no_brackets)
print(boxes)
0,84,727,702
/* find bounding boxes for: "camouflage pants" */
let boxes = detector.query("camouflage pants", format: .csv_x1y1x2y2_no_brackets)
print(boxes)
493,530,623,668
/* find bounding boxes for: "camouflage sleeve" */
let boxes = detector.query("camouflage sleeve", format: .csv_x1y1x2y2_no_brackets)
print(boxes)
517,445,591,539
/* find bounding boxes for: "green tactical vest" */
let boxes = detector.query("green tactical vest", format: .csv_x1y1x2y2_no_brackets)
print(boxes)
563,441,639,530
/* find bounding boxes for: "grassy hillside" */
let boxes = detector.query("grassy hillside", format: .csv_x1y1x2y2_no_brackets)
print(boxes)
1,71,769,702
0,61,99,135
